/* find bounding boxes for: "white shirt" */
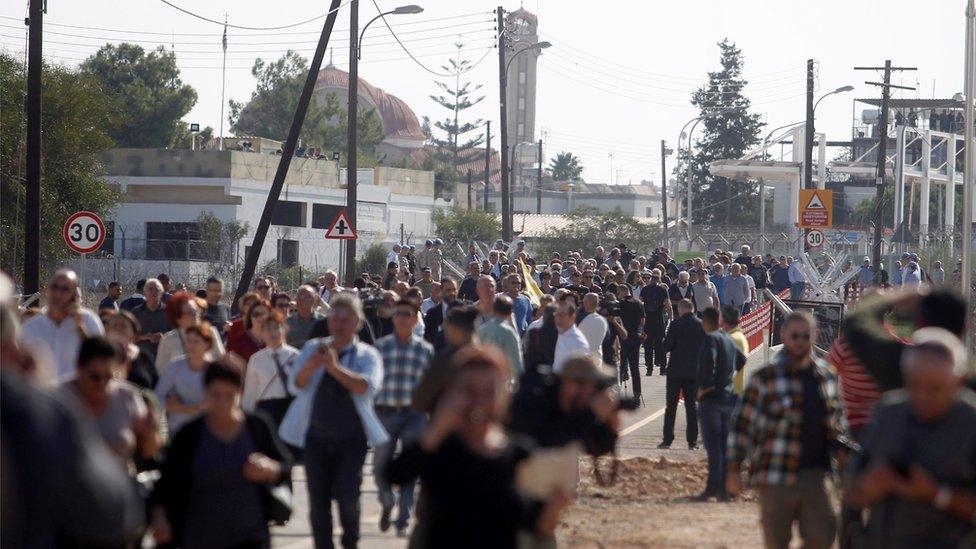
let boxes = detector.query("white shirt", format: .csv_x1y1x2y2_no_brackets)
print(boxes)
320,285,342,306
19,308,104,382
155,326,226,376
553,325,590,373
242,344,299,412
386,251,399,267
577,313,608,362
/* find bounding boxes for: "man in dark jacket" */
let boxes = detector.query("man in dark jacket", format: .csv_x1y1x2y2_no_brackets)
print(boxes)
658,299,705,449
694,306,746,501
422,277,461,350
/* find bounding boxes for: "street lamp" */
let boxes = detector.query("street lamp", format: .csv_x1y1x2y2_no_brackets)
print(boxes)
358,5,424,59
499,38,551,242
814,85,855,112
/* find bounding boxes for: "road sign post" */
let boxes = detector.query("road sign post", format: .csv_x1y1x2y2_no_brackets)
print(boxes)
63,211,106,293
325,209,357,240
798,189,833,229
805,229,825,249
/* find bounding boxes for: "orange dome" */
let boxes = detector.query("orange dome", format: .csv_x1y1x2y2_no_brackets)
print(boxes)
315,65,425,143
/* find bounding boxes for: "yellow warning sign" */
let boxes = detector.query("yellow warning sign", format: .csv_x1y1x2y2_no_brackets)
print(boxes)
799,189,833,228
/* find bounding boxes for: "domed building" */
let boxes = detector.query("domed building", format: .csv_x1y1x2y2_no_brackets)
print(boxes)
314,54,427,161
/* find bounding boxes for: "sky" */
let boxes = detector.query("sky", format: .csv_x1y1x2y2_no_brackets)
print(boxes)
0,0,969,184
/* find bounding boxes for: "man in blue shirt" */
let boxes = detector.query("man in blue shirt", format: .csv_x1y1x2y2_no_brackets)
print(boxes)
857,257,876,289
501,274,532,336
710,263,728,304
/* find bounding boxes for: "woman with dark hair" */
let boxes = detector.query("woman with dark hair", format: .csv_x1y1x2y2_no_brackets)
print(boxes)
227,299,270,362
151,358,291,549
103,309,158,389
155,291,224,375
389,346,569,549
155,324,215,437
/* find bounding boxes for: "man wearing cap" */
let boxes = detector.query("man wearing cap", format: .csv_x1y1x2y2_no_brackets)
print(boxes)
639,268,672,376
415,267,434,299
514,239,527,257
418,240,435,277
429,239,443,280
858,257,876,290
387,244,402,270
509,354,620,455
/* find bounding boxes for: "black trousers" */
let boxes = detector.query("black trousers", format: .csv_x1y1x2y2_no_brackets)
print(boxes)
643,321,666,371
662,375,698,445
619,336,642,396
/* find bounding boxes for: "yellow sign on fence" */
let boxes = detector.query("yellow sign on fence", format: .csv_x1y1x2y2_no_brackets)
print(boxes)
798,189,833,228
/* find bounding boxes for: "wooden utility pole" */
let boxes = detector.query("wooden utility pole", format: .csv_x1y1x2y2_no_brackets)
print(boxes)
496,6,512,241
344,0,359,285
536,139,543,214
660,140,672,250
24,0,43,297
854,61,916,274
484,121,491,210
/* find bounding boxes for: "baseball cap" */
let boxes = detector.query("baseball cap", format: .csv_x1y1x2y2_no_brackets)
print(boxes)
863,256,871,262
425,239,433,246
433,238,443,245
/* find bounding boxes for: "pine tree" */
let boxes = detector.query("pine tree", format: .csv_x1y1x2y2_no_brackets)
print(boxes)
676,39,763,226
428,42,485,195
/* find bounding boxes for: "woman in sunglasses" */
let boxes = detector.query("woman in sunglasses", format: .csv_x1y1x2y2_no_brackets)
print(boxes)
155,291,225,377
155,324,216,438
61,336,161,470
227,299,271,363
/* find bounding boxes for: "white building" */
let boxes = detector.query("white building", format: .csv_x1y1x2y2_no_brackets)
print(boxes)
481,181,665,220
83,147,452,285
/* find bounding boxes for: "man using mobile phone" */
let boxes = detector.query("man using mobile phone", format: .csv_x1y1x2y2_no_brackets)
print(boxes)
289,294,386,549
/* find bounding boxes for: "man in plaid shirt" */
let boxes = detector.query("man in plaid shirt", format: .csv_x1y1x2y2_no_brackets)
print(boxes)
373,298,434,537
726,311,847,549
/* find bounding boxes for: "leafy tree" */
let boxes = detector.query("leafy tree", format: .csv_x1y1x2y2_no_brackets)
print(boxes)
196,212,248,279
432,206,501,246
428,42,485,196
228,51,384,165
530,206,662,258
1,54,120,280
674,39,763,226
356,242,390,275
80,43,197,148
547,151,584,181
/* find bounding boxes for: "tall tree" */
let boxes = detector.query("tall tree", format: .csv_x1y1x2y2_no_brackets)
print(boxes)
428,42,485,195
547,151,584,181
676,39,763,226
1,54,120,279
228,51,384,164
80,43,197,148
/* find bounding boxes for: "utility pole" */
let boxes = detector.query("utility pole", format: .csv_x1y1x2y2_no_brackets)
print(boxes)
854,61,916,274
219,14,228,151
496,6,511,242
660,140,672,250
231,0,343,311
536,138,543,214
803,59,815,189
344,0,359,285
484,120,491,210
24,0,43,298
466,169,473,210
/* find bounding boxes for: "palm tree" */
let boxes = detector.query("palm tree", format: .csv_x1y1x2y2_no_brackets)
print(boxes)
547,151,584,181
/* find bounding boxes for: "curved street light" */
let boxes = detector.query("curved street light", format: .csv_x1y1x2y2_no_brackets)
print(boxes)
505,41,551,74
814,85,855,113
358,5,424,59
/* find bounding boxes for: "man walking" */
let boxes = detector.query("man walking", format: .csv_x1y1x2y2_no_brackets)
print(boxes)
553,299,589,373
788,257,808,301
132,278,168,358
374,298,433,538
691,268,720,312
659,300,705,449
98,282,122,312
287,285,324,349
476,295,524,376
577,293,609,364
639,269,672,376
723,264,751,315
727,312,845,549
615,284,644,397
693,307,745,501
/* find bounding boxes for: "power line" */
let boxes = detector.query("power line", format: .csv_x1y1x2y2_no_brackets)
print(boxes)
369,0,471,78
157,0,350,31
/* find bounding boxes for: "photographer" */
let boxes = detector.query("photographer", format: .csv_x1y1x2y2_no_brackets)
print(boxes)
597,290,628,377
508,354,621,458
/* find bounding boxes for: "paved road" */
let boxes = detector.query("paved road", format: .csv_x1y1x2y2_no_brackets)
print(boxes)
271,349,771,548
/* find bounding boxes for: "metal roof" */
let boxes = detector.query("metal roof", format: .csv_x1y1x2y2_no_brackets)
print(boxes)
855,98,963,109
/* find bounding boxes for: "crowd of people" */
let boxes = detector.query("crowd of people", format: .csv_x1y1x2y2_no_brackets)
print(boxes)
1,236,973,549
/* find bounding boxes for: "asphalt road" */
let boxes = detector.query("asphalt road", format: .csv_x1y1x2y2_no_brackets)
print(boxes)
271,348,771,548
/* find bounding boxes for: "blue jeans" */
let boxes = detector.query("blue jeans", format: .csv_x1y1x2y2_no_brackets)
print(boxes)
698,396,734,496
374,408,428,530
790,282,806,301
304,437,368,549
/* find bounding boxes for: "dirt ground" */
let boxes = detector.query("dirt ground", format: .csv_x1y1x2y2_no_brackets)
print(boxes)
557,456,764,548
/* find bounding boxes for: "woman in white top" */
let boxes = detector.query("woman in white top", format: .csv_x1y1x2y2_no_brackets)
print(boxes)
155,323,214,437
242,312,298,415
155,291,224,375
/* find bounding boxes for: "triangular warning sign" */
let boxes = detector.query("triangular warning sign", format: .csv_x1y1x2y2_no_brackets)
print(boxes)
805,192,826,210
325,210,357,240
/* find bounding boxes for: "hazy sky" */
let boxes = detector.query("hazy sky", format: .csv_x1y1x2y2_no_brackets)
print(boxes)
0,0,969,183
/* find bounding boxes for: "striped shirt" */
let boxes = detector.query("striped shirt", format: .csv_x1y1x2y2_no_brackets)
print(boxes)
374,334,434,408
827,334,881,431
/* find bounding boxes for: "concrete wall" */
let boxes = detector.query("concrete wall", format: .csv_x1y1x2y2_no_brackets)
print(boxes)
480,190,663,220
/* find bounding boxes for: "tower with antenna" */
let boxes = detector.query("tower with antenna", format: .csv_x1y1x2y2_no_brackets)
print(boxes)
504,7,540,145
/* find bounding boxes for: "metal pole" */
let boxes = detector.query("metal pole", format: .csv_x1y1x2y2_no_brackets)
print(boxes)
484,121,491,210
344,0,359,286
660,139,668,250
804,59,815,189
24,0,42,297
962,0,975,321
231,0,343,312
219,15,228,151
467,169,473,210
687,118,703,249
536,138,543,214
871,61,892,274
497,6,512,242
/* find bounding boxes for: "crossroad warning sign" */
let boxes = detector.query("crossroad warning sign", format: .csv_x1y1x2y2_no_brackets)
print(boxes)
798,189,833,229
325,210,357,240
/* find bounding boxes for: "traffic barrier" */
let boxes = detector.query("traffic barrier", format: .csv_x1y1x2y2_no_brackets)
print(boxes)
739,289,790,355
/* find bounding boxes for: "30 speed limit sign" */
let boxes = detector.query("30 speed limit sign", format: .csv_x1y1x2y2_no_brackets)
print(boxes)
63,211,106,254
805,229,825,248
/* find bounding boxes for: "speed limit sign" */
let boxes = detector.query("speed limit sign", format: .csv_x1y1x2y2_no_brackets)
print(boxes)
63,211,106,254
805,229,825,248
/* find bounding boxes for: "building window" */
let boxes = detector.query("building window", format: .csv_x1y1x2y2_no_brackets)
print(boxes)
517,123,524,137
146,222,206,260
518,98,525,110
272,200,306,227
278,239,299,267
519,72,526,84
311,203,343,229
645,207,653,217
